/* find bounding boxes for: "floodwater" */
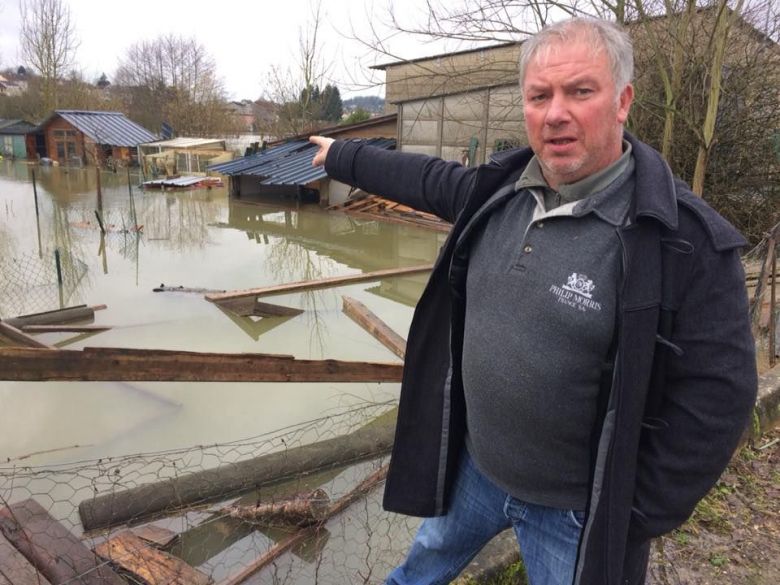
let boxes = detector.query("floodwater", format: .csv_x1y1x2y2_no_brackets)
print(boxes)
0,160,445,467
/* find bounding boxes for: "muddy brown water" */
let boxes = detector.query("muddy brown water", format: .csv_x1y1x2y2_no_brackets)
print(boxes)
0,160,444,466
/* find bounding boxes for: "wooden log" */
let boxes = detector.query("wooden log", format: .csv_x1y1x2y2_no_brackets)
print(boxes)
224,488,330,527
218,465,389,585
342,296,407,359
94,531,210,585
79,410,397,531
0,532,52,585
20,325,112,333
153,284,226,294
170,467,345,567
4,304,106,328
0,322,54,349
0,346,404,383
205,264,433,303
0,499,124,585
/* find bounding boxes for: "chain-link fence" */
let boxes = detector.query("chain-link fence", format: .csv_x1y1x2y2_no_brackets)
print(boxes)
0,402,418,585
0,248,88,319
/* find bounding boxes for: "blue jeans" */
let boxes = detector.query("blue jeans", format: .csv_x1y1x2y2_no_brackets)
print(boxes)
386,450,584,585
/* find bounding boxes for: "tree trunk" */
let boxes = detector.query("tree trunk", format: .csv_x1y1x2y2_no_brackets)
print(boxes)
691,0,743,196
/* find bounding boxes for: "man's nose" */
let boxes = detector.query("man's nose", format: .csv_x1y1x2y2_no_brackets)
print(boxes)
545,93,570,126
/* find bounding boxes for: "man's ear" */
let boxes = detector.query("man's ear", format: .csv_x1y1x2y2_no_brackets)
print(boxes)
617,83,634,124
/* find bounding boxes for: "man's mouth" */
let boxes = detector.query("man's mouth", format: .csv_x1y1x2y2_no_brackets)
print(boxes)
547,138,576,145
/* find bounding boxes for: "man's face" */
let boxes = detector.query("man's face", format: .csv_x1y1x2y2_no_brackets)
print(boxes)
522,40,633,190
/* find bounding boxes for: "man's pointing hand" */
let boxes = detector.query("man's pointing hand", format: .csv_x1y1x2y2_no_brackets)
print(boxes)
310,136,334,167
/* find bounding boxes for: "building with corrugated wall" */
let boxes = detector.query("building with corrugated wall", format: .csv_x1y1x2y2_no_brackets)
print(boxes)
372,43,526,166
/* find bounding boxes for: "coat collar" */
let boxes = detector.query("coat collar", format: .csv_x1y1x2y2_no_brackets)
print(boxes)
625,132,678,231
487,132,679,231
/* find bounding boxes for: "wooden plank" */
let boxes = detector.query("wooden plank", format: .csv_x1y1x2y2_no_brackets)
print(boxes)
21,325,112,333
215,297,304,318
759,243,776,329
205,264,433,303
0,346,404,383
0,532,52,585
130,525,178,548
342,296,407,359
344,209,451,233
0,499,124,585
95,531,210,585
4,304,105,328
0,322,54,349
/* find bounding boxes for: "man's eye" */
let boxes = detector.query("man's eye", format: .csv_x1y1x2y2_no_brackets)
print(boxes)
575,88,593,96
530,94,547,102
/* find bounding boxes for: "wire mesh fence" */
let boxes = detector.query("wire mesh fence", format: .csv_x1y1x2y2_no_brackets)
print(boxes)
0,247,89,319
0,402,417,584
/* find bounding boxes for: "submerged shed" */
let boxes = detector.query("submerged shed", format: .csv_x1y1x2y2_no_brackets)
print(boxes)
209,137,396,205
0,118,38,159
137,137,232,178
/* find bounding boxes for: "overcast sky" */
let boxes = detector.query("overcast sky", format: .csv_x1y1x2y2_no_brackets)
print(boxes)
0,0,466,100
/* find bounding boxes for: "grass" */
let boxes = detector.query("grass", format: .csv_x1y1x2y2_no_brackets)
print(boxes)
458,560,528,585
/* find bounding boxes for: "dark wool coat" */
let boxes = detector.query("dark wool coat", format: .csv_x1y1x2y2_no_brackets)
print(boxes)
324,132,757,585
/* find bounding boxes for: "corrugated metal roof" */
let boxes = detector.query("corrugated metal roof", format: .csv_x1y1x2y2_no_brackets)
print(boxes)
0,119,36,135
209,137,396,186
54,110,156,147
141,137,226,149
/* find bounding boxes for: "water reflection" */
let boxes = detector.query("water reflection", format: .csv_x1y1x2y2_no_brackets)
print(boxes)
225,200,445,307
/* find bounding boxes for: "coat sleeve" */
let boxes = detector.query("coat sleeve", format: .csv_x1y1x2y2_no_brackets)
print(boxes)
324,139,478,224
629,231,758,541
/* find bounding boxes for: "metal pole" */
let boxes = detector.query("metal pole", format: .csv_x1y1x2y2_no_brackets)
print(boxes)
127,165,137,228
31,169,39,217
94,210,106,234
96,165,103,214
54,248,63,285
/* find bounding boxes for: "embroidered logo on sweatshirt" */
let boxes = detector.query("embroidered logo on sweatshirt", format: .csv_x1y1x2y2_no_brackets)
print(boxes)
549,273,602,312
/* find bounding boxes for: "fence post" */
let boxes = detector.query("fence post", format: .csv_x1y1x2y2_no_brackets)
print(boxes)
31,169,39,217
54,248,62,285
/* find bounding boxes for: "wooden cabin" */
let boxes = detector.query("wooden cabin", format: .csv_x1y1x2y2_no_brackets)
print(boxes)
38,110,156,166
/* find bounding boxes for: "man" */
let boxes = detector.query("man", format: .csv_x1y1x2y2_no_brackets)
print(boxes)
311,17,756,585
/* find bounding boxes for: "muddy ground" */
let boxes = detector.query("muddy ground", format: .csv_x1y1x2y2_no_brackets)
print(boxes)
647,428,780,585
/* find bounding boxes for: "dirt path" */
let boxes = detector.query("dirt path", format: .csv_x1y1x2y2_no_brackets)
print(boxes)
648,429,780,585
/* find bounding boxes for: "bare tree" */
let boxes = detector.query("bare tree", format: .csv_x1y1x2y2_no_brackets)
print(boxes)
19,0,79,113
114,34,238,136
261,1,333,137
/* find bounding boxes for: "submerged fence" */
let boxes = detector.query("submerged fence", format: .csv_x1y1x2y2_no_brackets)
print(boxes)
0,402,418,584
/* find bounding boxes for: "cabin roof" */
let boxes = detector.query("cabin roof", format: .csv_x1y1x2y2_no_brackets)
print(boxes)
0,118,36,135
209,137,396,185
41,110,156,146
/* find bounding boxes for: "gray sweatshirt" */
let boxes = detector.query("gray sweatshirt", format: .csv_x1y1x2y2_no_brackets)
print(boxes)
461,147,634,510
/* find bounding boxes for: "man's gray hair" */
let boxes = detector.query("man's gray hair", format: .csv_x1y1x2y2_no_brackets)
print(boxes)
519,18,634,94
